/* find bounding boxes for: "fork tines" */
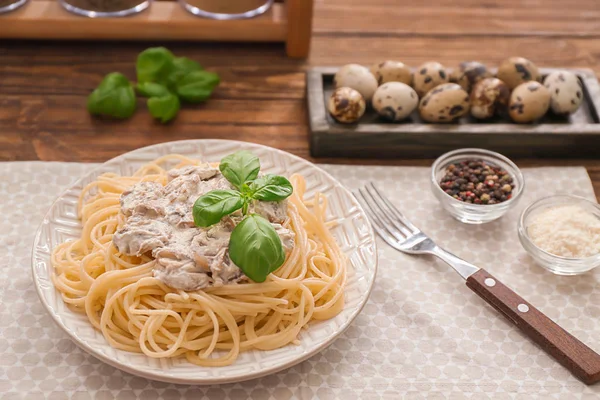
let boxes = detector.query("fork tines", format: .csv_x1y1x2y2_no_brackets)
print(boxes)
354,184,419,242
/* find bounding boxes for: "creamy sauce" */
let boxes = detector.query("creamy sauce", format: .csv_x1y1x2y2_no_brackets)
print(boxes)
112,165,294,291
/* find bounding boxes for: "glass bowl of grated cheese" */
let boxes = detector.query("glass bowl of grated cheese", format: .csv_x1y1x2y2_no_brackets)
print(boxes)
518,195,600,275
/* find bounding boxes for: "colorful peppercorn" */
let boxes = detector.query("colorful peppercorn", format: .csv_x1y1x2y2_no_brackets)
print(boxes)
439,159,515,204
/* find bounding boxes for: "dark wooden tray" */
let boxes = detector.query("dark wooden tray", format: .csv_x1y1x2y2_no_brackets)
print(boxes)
307,66,600,159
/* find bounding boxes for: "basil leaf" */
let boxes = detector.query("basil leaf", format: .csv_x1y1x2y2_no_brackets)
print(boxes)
136,47,175,84
219,151,260,189
167,57,203,87
250,175,293,201
147,94,180,123
229,214,286,282
193,190,244,227
175,70,220,103
136,82,170,98
240,183,253,197
87,72,136,119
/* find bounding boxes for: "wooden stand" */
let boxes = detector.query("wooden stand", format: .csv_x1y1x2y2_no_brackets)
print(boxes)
0,0,313,58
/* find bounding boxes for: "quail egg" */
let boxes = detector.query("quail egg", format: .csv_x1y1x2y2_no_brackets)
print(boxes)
419,83,470,123
497,57,541,90
334,64,378,102
508,81,551,123
450,61,493,93
327,87,366,123
372,82,418,121
470,78,510,119
543,71,583,115
370,61,412,86
412,62,449,98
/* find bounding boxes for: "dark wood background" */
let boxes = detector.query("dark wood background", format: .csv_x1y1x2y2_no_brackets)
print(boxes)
1,0,600,197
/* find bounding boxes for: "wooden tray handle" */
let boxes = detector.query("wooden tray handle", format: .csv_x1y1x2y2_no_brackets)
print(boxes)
466,269,600,385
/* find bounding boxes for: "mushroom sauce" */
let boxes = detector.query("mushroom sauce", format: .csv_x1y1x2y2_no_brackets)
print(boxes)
112,165,295,291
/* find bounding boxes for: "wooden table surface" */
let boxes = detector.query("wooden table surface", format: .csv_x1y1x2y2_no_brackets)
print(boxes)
1,0,600,197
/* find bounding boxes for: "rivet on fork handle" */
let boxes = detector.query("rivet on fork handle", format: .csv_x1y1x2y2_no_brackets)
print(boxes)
467,269,600,385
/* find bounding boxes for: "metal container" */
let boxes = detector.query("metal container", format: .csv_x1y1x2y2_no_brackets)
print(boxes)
0,0,28,14
179,0,273,20
59,0,150,17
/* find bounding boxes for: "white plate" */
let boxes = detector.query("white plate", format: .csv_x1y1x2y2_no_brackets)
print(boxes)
31,139,378,385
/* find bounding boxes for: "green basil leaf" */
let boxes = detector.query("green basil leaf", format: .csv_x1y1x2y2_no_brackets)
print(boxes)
175,70,220,103
193,190,244,227
87,72,136,119
167,57,203,87
250,175,293,201
240,183,253,197
219,151,260,189
136,47,175,84
147,94,180,123
136,82,170,98
229,214,286,282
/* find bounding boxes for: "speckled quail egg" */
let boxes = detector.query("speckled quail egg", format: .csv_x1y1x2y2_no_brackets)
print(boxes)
372,82,419,121
543,71,583,115
334,64,378,102
412,62,449,98
370,61,412,86
497,57,541,90
508,81,551,123
450,61,493,93
419,83,470,123
470,78,510,119
327,87,366,123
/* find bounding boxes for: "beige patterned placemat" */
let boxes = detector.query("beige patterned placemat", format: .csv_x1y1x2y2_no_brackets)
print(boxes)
1,161,600,400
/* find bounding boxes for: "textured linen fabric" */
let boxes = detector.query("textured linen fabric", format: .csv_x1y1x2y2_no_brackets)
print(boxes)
1,161,600,399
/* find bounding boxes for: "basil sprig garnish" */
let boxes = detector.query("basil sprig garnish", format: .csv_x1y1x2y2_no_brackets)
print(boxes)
87,73,136,119
192,151,293,282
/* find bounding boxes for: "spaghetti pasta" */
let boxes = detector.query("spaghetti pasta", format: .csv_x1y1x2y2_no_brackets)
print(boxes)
51,155,346,366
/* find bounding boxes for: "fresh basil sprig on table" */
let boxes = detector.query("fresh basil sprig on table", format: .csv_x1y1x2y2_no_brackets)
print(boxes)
87,73,136,119
192,151,293,283
147,93,181,123
87,47,219,123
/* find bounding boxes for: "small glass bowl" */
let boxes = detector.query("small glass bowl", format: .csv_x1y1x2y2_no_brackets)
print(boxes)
431,148,525,224
518,195,600,275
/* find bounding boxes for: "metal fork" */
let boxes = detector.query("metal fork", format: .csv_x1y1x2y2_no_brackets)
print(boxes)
355,183,600,385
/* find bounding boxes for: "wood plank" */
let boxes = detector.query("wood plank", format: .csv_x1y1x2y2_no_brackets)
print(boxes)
0,97,38,160
309,36,600,74
313,4,600,36
1,36,600,98
0,94,307,161
0,64,307,99
27,125,308,162
1,95,305,129
0,1,286,41
285,0,313,58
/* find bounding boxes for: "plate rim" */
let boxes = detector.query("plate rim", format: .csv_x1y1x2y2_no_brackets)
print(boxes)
31,139,378,385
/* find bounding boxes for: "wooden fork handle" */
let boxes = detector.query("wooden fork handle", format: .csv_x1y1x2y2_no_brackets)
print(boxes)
466,269,600,385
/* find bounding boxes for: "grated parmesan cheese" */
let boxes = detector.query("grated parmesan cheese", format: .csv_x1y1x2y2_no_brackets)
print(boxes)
527,205,600,258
